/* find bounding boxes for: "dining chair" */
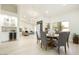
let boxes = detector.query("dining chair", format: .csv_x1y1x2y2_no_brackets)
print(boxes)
36,31,41,44
56,32,70,54
36,20,43,44
41,32,51,50
66,32,70,48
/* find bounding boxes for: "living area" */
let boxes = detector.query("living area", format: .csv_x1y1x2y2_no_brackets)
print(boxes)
0,4,79,55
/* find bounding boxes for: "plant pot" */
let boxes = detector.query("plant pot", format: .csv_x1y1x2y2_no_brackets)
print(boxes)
73,34,79,44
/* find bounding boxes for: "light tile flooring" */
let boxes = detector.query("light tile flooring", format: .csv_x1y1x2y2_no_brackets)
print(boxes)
0,34,79,55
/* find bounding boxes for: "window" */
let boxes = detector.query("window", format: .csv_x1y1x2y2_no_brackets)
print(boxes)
61,21,69,31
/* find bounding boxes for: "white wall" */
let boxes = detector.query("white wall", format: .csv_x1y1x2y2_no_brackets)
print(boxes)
18,4,79,41
0,5,1,32
0,5,1,13
40,10,79,41
1,4,17,14
49,10,79,41
54,11,79,34
0,4,19,42
0,32,9,42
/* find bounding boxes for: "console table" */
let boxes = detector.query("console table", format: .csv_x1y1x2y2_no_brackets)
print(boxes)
9,32,16,41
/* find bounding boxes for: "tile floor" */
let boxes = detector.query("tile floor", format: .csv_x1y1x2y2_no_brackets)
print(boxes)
0,34,79,55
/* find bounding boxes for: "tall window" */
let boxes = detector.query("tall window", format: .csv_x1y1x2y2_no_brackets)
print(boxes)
61,21,69,31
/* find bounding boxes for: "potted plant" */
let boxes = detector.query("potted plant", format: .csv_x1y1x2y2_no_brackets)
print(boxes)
73,33,79,44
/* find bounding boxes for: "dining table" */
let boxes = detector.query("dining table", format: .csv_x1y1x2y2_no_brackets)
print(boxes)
46,34,59,40
46,34,59,47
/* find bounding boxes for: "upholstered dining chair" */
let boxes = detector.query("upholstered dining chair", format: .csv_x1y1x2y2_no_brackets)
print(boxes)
66,32,70,48
56,32,70,54
41,32,52,50
36,31,41,44
36,20,43,44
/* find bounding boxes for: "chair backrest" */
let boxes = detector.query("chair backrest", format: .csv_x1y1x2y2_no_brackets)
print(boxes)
66,32,70,42
37,20,43,33
41,32,48,46
36,20,43,40
36,31,41,40
58,32,70,46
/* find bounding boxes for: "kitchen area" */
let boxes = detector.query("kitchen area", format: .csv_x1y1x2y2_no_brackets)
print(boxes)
0,4,18,42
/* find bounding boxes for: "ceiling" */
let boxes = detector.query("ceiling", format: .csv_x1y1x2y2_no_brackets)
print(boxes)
1,4,17,13
18,4,79,26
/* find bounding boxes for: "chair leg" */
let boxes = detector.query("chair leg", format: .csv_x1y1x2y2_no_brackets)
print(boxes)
64,45,67,54
67,42,69,48
58,47,60,54
41,42,42,48
37,40,40,44
37,40,38,44
45,45,47,50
